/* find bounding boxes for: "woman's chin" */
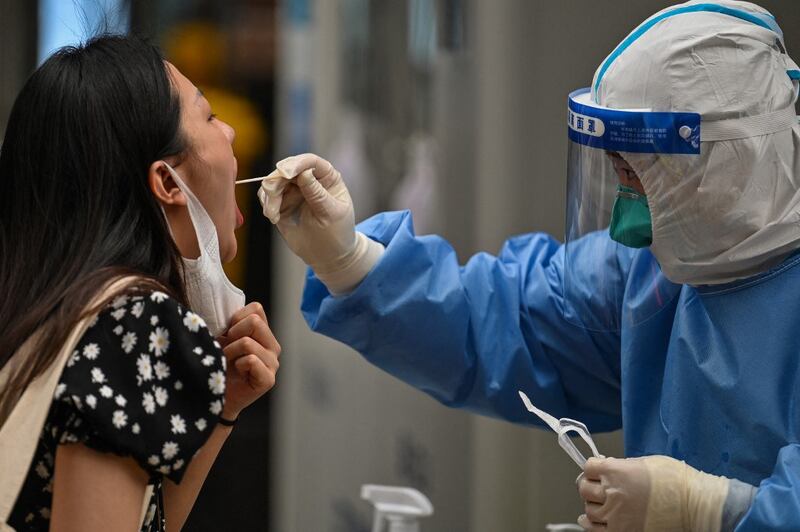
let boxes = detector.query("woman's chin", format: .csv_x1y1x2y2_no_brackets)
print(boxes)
221,241,238,264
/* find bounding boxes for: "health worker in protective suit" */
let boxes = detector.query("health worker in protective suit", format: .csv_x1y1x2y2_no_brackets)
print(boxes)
258,1,800,530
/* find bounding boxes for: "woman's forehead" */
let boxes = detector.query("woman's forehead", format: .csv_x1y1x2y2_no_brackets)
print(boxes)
165,62,198,101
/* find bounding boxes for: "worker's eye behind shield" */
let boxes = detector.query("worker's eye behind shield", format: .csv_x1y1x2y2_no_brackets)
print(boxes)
605,151,643,193
563,88,693,332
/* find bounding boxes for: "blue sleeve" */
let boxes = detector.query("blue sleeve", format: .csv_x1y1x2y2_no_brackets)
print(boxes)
736,444,800,531
301,210,629,432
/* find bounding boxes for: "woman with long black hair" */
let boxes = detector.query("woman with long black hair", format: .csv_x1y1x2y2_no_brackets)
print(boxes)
0,35,279,531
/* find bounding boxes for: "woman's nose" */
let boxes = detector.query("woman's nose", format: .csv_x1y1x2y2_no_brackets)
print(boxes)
222,121,236,144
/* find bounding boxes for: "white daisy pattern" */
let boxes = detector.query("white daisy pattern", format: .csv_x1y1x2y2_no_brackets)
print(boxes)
142,392,156,414
70,395,83,411
85,394,97,409
182,311,206,332
144,504,157,527
208,371,225,395
112,410,128,429
83,343,100,360
149,327,170,357
90,367,106,383
154,361,170,380
150,291,168,303
121,331,137,354
54,383,66,400
162,441,179,460
137,353,153,382
131,300,145,318
170,414,187,434
14,289,228,531
154,386,169,407
35,462,49,479
111,295,129,309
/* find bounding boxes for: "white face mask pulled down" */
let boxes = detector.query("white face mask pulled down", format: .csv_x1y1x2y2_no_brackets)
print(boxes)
164,164,245,337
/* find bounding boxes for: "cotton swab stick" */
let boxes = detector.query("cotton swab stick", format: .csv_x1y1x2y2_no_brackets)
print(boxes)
235,176,269,185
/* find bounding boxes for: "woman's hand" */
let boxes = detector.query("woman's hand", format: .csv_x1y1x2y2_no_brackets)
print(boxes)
217,302,280,420
162,302,278,530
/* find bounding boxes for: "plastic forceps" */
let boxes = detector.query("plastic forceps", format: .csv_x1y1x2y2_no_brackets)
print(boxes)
518,390,602,469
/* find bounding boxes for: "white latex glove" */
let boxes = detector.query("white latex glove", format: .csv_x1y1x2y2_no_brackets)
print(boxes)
257,153,384,295
576,455,755,532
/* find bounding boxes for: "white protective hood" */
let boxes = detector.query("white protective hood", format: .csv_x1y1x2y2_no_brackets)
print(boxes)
595,0,800,285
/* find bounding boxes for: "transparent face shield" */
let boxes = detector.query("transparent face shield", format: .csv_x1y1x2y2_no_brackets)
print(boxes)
563,88,701,331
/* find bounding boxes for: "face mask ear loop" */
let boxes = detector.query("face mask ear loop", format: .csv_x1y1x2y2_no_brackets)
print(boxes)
155,166,194,278
152,162,179,242
158,203,174,239
163,163,219,263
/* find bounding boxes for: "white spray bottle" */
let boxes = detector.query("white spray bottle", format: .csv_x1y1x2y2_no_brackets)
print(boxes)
361,484,434,532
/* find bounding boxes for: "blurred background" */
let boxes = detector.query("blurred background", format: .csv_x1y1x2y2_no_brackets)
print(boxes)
1,0,799,530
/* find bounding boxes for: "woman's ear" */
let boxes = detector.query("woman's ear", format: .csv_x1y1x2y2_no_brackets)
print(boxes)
148,161,187,206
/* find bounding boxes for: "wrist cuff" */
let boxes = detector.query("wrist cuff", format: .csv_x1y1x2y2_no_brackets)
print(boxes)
314,232,385,295
721,478,756,531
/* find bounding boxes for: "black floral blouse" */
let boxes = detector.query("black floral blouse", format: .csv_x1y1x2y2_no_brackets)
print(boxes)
8,290,226,531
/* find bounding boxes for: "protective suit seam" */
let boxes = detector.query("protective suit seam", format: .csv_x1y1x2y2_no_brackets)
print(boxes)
696,252,800,295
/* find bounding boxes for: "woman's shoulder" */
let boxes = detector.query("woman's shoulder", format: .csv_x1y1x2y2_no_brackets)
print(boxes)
52,287,227,482
90,288,208,338
64,288,223,379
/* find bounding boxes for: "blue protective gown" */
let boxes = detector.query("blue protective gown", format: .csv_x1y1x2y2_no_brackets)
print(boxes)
301,211,800,530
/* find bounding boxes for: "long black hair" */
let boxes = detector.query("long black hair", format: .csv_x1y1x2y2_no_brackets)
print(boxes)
0,35,188,420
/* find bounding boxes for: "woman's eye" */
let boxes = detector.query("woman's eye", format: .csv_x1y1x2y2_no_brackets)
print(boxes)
208,113,217,122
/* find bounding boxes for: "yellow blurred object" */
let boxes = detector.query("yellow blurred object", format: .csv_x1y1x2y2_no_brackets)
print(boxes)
163,21,225,86
202,87,268,174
